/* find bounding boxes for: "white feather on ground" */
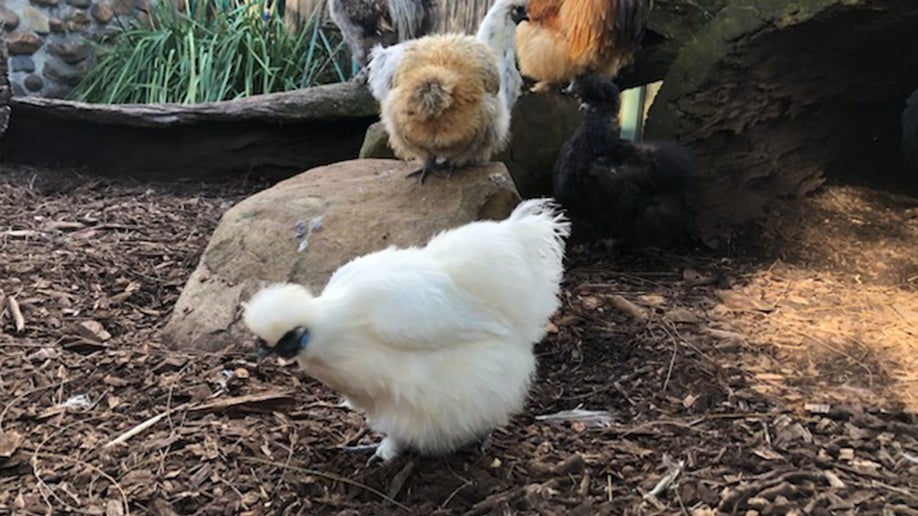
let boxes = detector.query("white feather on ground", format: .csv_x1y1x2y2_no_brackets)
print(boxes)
243,199,571,463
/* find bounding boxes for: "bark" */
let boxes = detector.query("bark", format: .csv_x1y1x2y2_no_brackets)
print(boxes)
0,39,10,139
644,0,918,247
0,82,378,180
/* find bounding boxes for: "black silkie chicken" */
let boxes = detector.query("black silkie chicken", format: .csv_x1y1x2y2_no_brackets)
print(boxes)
553,75,696,250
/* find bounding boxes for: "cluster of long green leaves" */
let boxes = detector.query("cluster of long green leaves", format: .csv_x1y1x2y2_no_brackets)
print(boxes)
71,0,349,104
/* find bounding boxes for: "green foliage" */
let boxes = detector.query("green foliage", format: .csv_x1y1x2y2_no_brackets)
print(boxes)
71,0,348,104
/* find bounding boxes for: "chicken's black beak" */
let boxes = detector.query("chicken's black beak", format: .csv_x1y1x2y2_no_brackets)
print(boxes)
255,338,272,361
510,6,528,24
274,326,310,360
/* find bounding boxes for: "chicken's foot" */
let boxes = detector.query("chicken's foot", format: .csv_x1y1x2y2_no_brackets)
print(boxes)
405,156,443,184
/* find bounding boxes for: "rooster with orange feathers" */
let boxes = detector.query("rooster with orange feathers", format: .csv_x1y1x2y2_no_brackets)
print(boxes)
515,0,653,92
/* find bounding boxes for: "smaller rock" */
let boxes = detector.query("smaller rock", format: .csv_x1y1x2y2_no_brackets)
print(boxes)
43,58,85,86
90,2,114,23
6,31,43,55
49,17,64,32
30,0,60,6
112,0,133,15
359,121,396,160
65,11,91,31
47,40,90,64
24,74,43,92
10,56,36,73
65,0,91,7
0,5,19,30
21,6,50,34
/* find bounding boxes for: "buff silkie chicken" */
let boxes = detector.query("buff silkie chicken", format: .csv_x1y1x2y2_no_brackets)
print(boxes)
366,0,527,183
515,0,653,92
379,33,510,183
243,199,570,464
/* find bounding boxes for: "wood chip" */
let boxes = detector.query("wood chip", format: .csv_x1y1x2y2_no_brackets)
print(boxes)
7,296,24,333
608,295,649,321
0,431,22,458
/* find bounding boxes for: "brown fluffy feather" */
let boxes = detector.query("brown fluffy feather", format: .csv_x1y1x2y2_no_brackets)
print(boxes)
381,34,509,170
516,0,651,91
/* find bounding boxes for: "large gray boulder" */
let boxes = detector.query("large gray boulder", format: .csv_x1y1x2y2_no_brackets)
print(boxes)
360,91,583,199
162,159,521,351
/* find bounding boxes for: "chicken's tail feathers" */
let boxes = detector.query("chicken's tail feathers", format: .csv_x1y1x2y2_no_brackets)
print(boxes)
403,65,461,119
511,198,571,232
509,198,572,264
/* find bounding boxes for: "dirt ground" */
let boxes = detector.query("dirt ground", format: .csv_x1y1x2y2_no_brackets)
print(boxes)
0,165,916,515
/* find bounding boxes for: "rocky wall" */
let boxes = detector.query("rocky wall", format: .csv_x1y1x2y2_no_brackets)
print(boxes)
1,0,148,98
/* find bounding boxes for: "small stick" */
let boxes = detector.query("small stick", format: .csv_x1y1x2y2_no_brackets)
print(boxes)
8,297,24,333
104,404,189,448
608,295,649,321
0,290,7,325
645,455,685,499
387,459,416,499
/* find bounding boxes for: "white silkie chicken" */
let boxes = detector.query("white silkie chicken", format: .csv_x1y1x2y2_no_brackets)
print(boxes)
244,199,570,464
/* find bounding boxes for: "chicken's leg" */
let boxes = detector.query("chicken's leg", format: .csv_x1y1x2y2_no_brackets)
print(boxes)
405,156,440,184
478,432,492,454
341,436,402,466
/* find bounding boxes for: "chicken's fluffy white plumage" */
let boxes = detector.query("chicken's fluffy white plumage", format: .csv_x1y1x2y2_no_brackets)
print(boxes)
244,199,570,462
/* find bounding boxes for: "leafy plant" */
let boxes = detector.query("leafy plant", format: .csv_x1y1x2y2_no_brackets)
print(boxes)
71,0,349,104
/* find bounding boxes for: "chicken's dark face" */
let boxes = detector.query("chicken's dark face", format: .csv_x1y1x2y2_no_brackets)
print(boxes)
568,76,621,115
510,5,528,24
257,326,310,360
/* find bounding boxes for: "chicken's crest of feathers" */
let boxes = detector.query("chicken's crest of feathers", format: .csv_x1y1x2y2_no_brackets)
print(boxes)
242,283,316,348
572,74,622,114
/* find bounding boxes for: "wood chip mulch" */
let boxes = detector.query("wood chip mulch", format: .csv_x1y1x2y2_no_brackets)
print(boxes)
1,166,916,515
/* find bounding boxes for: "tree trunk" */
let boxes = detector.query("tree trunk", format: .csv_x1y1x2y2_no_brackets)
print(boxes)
0,38,9,140
0,82,378,180
644,0,918,247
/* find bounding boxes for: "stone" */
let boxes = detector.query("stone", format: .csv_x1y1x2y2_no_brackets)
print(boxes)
30,0,60,6
24,74,43,92
90,2,114,23
161,159,521,351
21,6,50,34
65,11,91,31
65,0,91,7
43,58,85,86
112,0,133,15
6,31,42,55
0,5,19,30
47,40,90,64
10,56,36,73
49,17,64,33
360,91,582,199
